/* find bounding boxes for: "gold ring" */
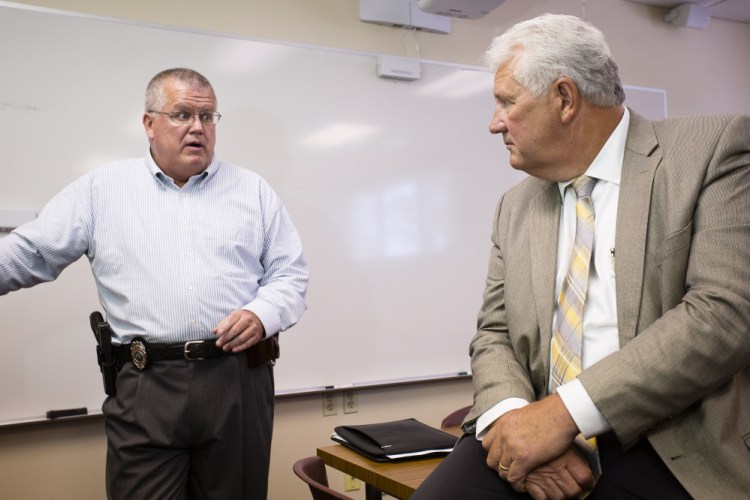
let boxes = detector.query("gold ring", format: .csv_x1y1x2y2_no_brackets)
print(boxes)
498,462,510,472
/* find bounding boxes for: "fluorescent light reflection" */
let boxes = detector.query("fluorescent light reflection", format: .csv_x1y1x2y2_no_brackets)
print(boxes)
300,123,379,148
383,183,420,257
351,178,450,260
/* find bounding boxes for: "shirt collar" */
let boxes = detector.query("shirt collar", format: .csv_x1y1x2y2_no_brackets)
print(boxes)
146,150,220,188
557,107,630,199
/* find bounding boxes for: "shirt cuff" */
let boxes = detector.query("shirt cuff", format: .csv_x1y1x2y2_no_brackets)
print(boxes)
243,301,281,338
556,379,611,438
474,398,529,440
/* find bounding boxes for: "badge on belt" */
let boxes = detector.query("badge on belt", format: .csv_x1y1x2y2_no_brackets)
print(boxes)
130,337,150,370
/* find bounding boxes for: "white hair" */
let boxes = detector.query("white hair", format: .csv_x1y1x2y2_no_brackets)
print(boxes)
484,14,625,107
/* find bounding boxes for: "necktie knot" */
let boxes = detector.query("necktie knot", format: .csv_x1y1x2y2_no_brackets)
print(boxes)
571,175,597,199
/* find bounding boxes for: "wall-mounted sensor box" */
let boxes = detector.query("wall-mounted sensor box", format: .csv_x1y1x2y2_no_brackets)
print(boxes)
664,3,711,29
359,0,452,34
417,0,505,20
377,56,421,81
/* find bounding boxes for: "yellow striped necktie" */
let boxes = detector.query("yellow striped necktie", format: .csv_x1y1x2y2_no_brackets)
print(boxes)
549,175,600,472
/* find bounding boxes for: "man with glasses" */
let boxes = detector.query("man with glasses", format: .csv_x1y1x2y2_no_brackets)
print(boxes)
0,68,309,499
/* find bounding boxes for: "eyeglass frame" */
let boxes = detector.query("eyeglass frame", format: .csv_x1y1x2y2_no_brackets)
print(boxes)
147,109,222,126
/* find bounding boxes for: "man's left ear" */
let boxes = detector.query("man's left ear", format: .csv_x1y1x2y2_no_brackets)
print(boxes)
556,78,578,123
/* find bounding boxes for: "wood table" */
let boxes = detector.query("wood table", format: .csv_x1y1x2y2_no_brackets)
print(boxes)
316,426,462,499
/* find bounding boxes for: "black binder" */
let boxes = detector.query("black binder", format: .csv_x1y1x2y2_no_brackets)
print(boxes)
332,418,458,462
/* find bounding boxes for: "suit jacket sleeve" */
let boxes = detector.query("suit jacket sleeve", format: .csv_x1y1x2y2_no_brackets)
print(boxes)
579,114,750,447
467,177,553,425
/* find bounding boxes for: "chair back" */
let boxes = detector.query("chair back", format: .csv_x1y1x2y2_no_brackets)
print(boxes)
441,405,472,429
292,456,354,500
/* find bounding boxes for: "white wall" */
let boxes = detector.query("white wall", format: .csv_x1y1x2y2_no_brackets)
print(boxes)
0,1,748,498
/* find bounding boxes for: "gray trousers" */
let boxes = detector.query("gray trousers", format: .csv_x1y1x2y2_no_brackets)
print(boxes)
412,433,692,500
103,353,274,500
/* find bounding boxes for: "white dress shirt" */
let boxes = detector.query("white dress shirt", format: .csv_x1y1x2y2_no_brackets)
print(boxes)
476,108,630,438
0,152,308,345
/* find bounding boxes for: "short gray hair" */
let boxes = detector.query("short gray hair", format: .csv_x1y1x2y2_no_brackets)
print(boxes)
145,68,216,111
484,14,625,107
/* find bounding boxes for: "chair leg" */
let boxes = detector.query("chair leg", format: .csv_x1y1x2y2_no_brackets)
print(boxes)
365,484,383,500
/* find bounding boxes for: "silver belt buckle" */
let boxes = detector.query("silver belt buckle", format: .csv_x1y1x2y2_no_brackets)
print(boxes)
184,340,206,361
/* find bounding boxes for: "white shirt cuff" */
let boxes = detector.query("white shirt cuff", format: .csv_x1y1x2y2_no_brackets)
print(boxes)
556,379,611,438
475,398,529,440
242,302,280,338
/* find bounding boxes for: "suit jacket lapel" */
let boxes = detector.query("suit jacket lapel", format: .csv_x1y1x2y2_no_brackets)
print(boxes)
615,111,661,345
529,182,561,376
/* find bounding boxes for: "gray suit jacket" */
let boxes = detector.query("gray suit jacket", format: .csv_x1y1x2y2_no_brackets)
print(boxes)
466,111,750,498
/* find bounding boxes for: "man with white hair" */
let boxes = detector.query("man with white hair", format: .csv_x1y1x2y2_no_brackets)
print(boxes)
414,13,750,500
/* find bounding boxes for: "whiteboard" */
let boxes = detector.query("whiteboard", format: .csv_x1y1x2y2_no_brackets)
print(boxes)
0,3,665,425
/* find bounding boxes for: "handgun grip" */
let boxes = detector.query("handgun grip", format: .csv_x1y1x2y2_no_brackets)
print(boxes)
90,311,117,396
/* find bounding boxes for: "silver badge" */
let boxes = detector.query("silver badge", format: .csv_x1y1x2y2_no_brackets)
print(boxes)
130,338,149,370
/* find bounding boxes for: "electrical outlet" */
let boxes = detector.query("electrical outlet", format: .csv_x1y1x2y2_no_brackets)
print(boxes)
344,475,360,491
322,393,338,416
343,390,358,414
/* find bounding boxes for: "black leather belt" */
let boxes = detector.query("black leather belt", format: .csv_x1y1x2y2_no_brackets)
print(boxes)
115,336,279,370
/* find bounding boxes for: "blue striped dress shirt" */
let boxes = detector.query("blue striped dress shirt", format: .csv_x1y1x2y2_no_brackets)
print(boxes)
0,152,308,345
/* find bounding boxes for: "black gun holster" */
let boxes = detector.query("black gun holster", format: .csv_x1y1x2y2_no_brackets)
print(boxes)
90,311,117,396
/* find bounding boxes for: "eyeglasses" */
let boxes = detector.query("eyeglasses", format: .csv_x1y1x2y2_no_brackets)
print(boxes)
148,110,221,125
